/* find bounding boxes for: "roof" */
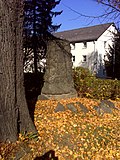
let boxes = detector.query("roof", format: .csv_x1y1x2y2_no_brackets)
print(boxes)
54,23,114,42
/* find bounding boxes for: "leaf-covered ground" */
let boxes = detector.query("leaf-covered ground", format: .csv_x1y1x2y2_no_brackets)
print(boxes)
0,98,120,160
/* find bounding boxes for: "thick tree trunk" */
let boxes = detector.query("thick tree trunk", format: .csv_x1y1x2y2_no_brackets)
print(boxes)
0,0,36,142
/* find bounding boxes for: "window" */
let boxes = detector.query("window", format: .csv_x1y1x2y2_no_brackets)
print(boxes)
82,55,87,62
83,42,87,48
72,56,75,62
104,41,107,48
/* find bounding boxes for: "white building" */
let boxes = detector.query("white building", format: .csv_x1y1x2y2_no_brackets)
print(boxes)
54,23,117,78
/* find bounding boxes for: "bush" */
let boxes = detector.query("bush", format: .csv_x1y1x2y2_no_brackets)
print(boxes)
73,67,120,100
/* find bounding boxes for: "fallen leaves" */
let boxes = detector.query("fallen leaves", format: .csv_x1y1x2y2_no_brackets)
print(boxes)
1,98,120,160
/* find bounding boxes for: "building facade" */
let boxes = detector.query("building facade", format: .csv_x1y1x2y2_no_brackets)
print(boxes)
54,23,117,78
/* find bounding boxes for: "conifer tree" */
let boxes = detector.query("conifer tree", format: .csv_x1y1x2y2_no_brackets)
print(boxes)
23,0,62,73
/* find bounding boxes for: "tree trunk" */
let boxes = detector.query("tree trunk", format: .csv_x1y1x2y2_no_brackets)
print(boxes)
0,0,36,142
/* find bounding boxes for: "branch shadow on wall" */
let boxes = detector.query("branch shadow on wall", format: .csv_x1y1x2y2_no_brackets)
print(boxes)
24,72,44,122
79,51,106,78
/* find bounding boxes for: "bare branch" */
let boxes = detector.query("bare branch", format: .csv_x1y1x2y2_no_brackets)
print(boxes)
62,1,120,27
62,3,113,19
98,0,120,12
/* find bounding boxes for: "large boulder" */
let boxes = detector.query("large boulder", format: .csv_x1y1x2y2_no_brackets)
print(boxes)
41,39,77,99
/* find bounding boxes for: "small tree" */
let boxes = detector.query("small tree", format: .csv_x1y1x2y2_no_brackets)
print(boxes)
0,0,36,142
105,31,120,79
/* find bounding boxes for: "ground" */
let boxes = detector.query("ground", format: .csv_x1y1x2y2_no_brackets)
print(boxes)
0,98,120,160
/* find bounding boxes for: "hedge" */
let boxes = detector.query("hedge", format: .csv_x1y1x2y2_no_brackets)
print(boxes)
73,67,120,100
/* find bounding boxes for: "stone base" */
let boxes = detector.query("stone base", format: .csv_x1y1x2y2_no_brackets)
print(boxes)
38,92,77,100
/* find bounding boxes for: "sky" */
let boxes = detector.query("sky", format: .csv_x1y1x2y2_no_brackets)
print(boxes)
53,0,118,32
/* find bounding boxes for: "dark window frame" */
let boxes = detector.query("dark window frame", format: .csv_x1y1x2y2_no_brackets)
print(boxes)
83,42,87,48
72,55,75,62
82,55,87,62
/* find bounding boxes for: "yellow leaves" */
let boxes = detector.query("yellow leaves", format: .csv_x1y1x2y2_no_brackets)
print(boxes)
33,97,120,160
81,124,86,130
1,97,120,160
73,123,77,128
94,154,103,160
69,150,73,155
83,142,88,148
91,146,96,151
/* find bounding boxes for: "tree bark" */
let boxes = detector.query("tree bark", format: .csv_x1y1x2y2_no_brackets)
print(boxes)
0,0,36,142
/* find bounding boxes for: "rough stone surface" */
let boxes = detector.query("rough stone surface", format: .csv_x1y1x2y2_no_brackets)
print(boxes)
66,103,78,113
93,106,101,115
38,94,49,100
99,101,112,114
55,102,65,112
41,39,77,99
76,102,89,114
101,100,115,109
93,100,115,115
41,92,77,100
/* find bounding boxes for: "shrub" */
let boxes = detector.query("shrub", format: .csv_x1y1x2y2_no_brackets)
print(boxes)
73,67,120,100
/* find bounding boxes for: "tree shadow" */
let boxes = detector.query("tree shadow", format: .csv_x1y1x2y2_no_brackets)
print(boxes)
24,72,44,122
34,150,58,160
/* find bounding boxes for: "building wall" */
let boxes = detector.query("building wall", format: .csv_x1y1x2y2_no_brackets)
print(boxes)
71,24,117,78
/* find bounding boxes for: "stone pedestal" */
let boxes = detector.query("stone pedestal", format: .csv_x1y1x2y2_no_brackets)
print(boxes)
41,39,77,100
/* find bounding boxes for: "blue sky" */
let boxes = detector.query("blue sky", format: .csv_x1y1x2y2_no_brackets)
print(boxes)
53,0,117,32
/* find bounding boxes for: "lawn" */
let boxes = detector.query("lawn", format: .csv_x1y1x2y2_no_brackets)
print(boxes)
0,98,120,160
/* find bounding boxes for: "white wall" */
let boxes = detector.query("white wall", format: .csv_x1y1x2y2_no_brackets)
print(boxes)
71,24,117,78
97,24,116,60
